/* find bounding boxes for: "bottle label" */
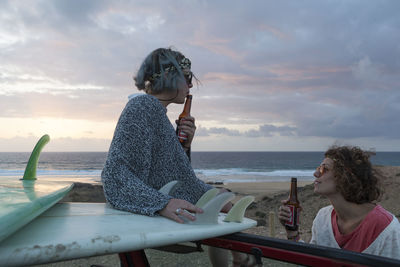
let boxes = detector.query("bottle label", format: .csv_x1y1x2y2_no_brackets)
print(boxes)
177,119,188,141
285,205,300,227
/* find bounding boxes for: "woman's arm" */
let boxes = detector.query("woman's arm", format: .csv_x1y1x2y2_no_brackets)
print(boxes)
176,116,196,161
102,97,171,216
102,157,172,216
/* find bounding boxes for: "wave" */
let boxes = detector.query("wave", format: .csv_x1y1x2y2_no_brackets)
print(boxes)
194,168,315,184
0,168,313,177
209,177,312,183
0,168,314,184
194,168,314,177
0,169,101,177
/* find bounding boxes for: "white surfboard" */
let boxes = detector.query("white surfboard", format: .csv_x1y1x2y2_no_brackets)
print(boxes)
0,202,256,266
0,136,256,266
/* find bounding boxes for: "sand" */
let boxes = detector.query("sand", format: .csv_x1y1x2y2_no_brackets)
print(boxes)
34,166,400,267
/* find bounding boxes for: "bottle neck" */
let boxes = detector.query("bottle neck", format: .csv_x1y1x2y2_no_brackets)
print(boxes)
289,180,298,201
179,95,192,118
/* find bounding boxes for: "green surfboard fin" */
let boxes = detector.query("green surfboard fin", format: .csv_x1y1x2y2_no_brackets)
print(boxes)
223,195,255,223
23,134,50,180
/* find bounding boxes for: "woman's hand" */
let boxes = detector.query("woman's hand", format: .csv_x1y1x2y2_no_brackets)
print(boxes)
278,200,303,226
159,198,203,224
278,199,302,239
278,199,291,226
176,116,196,148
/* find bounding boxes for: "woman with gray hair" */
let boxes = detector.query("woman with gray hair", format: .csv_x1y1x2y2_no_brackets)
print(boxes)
101,47,232,223
101,47,255,266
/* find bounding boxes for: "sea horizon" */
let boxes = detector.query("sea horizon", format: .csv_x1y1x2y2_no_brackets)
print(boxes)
1,151,399,184
2,150,400,153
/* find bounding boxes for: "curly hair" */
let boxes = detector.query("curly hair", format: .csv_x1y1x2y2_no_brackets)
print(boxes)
134,47,191,94
325,145,382,204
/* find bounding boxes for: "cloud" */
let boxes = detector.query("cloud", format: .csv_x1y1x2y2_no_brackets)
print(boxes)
196,126,241,137
196,124,296,138
1,0,400,151
248,124,296,137
0,136,110,152
0,90,126,121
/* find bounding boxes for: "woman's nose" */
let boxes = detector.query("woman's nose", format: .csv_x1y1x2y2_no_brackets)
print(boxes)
314,170,321,178
188,83,193,89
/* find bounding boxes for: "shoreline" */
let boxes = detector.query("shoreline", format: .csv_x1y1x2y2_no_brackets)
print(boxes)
213,180,313,201
61,180,313,203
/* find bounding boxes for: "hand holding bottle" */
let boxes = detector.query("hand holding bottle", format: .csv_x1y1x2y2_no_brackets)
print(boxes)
176,95,195,148
278,178,303,241
278,199,292,226
176,116,196,148
279,199,303,241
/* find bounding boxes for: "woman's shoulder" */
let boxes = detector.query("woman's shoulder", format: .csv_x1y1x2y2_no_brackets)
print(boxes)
388,215,400,231
312,205,333,225
381,207,400,230
312,205,334,233
317,205,334,216
371,205,394,224
128,93,158,105
125,94,163,112
365,209,400,257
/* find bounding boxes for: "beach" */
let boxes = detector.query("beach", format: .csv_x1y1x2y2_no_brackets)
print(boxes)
35,165,400,266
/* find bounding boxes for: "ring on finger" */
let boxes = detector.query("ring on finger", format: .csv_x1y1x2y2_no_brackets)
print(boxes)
176,208,182,214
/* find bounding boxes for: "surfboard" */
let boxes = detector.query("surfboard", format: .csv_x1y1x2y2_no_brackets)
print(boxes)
0,202,256,266
0,135,74,243
0,136,255,266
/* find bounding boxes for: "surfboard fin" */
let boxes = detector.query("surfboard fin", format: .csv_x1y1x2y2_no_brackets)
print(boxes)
186,192,234,225
223,196,255,223
195,188,219,208
23,134,50,180
158,180,178,195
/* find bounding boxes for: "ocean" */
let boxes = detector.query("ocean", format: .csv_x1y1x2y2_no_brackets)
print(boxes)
1,152,399,184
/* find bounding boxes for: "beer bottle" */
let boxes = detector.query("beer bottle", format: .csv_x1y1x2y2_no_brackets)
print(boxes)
285,177,300,231
176,94,192,144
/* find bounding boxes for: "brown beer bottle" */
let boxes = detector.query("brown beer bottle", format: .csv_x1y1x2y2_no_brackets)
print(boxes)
176,94,192,144
285,177,300,231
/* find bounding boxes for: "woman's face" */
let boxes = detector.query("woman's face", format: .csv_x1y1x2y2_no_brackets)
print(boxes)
313,158,338,196
172,69,192,104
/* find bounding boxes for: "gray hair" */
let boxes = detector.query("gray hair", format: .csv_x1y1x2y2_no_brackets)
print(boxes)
134,48,191,94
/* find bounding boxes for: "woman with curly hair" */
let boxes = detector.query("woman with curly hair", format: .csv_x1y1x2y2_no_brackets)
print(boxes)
278,146,400,259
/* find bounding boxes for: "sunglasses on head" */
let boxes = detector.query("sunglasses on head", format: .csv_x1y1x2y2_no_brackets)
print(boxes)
316,164,329,175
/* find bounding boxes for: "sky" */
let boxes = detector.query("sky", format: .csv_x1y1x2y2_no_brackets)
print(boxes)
1,0,399,152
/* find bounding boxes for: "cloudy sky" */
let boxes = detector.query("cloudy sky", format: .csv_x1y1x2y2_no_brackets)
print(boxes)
1,0,399,152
